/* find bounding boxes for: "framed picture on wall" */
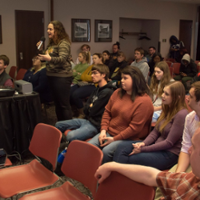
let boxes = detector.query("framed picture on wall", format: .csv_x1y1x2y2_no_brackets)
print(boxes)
71,19,91,42
0,16,2,44
95,20,112,42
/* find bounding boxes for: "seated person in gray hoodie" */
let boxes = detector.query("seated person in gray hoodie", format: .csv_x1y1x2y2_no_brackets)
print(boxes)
174,53,197,89
55,64,116,143
130,47,149,82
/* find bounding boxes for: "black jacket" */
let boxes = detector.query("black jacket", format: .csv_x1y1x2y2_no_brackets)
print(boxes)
180,59,197,77
83,82,116,130
109,60,128,80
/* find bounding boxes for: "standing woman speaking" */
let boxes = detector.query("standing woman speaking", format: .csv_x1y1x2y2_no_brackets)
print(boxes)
38,21,73,121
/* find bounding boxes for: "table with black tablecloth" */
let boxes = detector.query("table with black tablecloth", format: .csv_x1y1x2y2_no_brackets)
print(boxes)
0,92,41,154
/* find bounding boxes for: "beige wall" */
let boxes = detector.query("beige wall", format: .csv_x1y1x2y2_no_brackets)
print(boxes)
53,0,198,61
0,0,50,72
0,0,198,72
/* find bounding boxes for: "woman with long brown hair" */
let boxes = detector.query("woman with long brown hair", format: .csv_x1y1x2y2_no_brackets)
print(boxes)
38,20,73,121
113,81,188,170
150,61,174,122
88,66,154,164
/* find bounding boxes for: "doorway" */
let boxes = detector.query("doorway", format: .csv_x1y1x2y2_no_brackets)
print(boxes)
179,20,193,55
15,10,44,70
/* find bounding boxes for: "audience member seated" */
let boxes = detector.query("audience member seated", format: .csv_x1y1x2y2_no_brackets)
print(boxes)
0,55,13,87
70,53,104,118
23,56,52,103
111,42,120,60
150,61,174,122
174,53,197,90
95,126,200,200
74,44,93,65
56,64,115,143
169,35,184,62
88,66,154,163
154,81,200,200
71,51,90,86
148,53,163,77
109,51,128,85
130,47,149,82
146,46,156,62
102,50,111,66
113,81,188,170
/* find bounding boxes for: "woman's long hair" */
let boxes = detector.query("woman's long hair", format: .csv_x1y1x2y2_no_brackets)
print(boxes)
119,66,150,102
150,61,172,97
156,81,187,133
49,20,71,45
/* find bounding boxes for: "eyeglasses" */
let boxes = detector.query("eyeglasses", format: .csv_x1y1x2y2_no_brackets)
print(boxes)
91,71,100,75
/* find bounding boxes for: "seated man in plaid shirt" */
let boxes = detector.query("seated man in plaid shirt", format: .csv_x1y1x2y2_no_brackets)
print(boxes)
95,127,200,200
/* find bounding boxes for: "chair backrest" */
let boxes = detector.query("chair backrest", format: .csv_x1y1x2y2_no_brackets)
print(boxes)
95,171,155,200
9,66,17,79
166,61,172,68
29,123,62,171
16,68,27,80
169,66,173,76
172,63,181,75
62,140,103,197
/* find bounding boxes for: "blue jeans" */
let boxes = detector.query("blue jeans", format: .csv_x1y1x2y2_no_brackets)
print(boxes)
113,140,178,170
88,132,123,163
55,119,98,142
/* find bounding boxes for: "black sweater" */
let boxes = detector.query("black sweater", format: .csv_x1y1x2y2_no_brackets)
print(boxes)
83,82,116,130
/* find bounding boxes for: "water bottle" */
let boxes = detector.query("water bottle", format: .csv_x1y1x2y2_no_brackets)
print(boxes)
57,147,67,164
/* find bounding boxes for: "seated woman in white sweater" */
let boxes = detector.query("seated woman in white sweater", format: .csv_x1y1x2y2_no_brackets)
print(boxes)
150,61,174,122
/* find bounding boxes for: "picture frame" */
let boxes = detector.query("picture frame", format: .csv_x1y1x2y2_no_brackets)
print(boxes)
71,19,91,42
95,20,112,42
0,16,2,44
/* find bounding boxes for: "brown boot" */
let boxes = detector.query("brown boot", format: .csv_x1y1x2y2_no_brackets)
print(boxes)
78,108,85,119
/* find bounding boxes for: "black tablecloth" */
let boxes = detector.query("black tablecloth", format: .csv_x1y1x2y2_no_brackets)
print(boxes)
0,92,41,154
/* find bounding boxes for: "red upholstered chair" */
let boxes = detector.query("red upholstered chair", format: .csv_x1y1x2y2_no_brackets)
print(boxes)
165,58,176,63
0,123,62,199
172,63,181,77
166,61,172,68
95,171,155,200
4,158,12,166
9,66,17,79
169,66,173,76
19,140,103,200
16,68,27,80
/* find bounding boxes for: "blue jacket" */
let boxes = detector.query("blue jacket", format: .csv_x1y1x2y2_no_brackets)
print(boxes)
23,67,52,103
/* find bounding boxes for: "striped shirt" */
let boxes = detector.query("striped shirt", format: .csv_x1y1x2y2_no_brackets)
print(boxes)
157,171,200,200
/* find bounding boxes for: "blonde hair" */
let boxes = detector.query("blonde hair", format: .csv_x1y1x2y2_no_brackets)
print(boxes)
150,61,172,97
79,51,90,64
156,81,187,133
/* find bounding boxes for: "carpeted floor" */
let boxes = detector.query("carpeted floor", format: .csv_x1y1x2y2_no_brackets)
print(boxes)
0,104,93,200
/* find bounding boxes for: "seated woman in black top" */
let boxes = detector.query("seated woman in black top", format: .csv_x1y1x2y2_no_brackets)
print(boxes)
109,51,128,80
23,56,52,103
148,53,163,77
102,50,111,67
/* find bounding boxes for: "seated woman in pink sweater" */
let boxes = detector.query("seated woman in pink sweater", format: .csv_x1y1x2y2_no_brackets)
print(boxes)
113,81,188,170
88,66,154,163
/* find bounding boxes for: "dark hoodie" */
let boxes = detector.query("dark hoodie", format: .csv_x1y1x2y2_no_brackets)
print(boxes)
83,81,116,130
169,35,184,62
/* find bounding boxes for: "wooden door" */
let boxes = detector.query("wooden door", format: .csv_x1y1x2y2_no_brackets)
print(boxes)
15,10,44,70
179,20,193,55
